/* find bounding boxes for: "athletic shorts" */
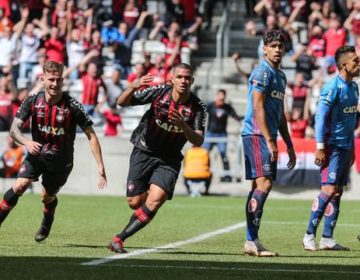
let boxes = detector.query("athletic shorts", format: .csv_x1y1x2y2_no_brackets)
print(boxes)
321,146,351,186
126,147,181,200
18,155,73,196
242,135,277,180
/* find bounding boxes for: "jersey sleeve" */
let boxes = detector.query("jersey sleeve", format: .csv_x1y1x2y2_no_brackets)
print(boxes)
15,95,34,121
70,98,93,131
249,66,270,94
131,84,170,106
193,101,208,131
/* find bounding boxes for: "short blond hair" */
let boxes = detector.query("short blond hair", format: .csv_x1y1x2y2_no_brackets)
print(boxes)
43,61,64,75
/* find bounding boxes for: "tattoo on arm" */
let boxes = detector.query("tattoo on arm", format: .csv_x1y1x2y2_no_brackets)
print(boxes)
10,118,26,145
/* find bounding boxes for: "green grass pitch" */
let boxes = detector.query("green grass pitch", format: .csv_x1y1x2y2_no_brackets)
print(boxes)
0,194,359,280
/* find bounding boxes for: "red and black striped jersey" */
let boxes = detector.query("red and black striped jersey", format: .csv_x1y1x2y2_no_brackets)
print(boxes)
130,84,207,157
15,92,93,165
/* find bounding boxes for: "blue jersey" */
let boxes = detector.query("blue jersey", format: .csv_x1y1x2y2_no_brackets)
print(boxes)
315,75,359,150
242,60,287,139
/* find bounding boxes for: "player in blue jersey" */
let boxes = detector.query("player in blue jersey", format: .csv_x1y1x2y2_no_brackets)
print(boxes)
303,46,359,251
241,30,296,257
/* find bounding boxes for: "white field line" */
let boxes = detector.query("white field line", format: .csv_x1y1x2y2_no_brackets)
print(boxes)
99,263,360,275
263,221,360,228
82,222,246,266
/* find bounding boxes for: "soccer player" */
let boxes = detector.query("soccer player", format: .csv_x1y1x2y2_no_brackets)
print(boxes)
241,30,296,257
303,46,359,251
108,63,207,253
0,61,107,241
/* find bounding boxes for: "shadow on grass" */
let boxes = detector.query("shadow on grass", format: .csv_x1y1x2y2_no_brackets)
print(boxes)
1,257,360,280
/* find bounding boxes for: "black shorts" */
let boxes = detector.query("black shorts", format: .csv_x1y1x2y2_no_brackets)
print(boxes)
18,155,73,196
126,147,181,200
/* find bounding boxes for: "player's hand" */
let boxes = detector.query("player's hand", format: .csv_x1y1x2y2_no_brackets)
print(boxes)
266,139,278,162
25,140,43,155
135,74,154,89
97,168,107,189
169,109,186,129
287,146,296,170
314,149,326,166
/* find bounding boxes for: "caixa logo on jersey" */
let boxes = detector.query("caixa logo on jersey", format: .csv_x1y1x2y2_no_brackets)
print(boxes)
270,90,285,100
155,119,183,133
343,106,357,113
38,124,65,136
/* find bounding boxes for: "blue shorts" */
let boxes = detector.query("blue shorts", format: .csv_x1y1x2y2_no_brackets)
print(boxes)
242,135,277,180
321,146,351,186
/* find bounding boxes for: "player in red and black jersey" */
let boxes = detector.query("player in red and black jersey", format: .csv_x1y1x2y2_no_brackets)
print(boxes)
108,63,207,253
0,61,107,242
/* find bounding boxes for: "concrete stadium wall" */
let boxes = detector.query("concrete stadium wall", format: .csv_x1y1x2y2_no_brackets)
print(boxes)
1,133,360,200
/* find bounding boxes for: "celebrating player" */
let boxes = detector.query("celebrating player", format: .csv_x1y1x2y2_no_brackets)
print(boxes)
0,61,107,241
108,63,207,253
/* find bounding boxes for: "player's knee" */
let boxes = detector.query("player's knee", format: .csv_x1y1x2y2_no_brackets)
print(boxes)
255,177,272,192
127,197,143,209
321,185,337,196
13,179,32,194
40,194,55,204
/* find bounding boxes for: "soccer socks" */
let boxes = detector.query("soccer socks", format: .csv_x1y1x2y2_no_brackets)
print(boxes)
41,197,58,228
322,195,341,238
306,191,334,236
246,189,268,241
0,188,20,225
117,204,157,241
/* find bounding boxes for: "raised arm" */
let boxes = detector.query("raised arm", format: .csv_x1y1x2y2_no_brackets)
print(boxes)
13,7,29,38
62,49,99,78
117,74,154,107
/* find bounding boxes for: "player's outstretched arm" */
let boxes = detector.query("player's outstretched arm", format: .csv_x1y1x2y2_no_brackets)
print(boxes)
279,113,296,170
117,74,154,107
10,118,42,155
84,126,107,189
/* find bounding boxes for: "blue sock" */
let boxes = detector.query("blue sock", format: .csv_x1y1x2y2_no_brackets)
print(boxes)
322,195,341,238
246,189,268,241
306,191,334,236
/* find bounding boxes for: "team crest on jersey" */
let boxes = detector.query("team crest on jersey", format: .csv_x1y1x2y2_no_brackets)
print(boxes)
324,203,334,217
248,198,257,213
56,114,65,123
312,197,319,211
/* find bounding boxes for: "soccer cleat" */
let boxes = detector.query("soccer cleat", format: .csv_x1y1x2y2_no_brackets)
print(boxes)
319,237,350,251
35,225,51,242
358,235,360,241
244,239,278,257
35,216,54,242
108,236,127,253
303,233,316,251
